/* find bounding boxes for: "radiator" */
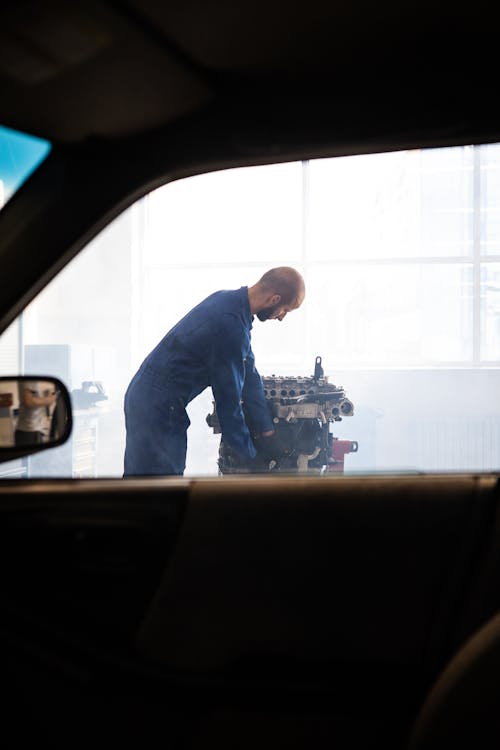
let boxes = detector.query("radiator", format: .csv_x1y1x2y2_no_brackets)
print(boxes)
415,417,500,472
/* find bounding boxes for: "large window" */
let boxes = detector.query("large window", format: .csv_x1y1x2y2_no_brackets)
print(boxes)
1,145,499,477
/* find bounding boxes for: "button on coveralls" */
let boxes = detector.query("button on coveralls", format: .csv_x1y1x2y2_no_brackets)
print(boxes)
124,287,274,475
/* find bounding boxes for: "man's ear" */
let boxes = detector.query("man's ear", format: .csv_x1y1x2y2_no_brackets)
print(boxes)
268,293,281,306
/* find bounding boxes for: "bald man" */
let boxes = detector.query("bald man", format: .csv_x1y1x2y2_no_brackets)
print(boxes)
124,267,305,476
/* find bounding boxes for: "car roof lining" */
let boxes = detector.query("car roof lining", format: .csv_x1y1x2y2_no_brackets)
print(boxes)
0,0,212,142
1,1,499,144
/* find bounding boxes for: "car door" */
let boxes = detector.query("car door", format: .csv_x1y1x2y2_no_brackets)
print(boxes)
2,474,500,748
2,137,500,748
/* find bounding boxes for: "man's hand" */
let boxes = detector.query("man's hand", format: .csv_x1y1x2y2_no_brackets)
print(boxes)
253,431,288,464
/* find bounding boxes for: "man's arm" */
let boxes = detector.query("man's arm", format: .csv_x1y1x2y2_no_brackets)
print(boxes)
208,316,257,461
241,347,274,437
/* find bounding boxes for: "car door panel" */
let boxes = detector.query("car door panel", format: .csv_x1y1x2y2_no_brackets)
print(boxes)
138,478,495,701
1,475,499,747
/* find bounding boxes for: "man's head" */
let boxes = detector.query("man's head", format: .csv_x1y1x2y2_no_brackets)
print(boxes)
248,267,305,322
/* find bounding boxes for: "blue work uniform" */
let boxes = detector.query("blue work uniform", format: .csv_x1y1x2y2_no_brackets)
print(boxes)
123,286,274,476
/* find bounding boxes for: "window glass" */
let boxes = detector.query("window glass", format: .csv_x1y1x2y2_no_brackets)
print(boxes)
306,263,473,366
307,147,473,261
144,163,303,265
0,145,499,479
308,151,423,261
0,124,51,209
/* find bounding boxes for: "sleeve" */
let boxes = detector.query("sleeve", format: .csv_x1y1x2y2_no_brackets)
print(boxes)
208,315,257,461
241,346,274,435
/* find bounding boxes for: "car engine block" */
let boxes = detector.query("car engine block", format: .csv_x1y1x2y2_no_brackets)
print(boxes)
206,356,357,474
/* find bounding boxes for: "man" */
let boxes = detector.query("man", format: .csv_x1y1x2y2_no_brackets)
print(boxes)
124,267,305,476
15,381,57,446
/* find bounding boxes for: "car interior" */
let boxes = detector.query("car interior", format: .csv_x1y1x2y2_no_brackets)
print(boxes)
1,1,500,747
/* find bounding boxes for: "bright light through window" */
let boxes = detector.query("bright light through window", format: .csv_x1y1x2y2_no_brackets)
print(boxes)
1,144,499,479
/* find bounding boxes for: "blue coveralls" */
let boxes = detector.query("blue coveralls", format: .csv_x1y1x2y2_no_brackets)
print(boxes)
123,286,274,475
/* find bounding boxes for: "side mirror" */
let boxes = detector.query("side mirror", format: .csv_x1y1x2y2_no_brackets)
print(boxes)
0,377,72,462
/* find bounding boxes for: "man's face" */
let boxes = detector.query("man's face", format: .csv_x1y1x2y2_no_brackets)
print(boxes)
257,295,303,322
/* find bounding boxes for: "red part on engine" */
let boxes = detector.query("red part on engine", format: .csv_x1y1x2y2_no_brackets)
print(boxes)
328,438,358,473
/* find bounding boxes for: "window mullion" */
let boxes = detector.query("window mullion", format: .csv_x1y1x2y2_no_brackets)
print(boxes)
472,146,481,365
